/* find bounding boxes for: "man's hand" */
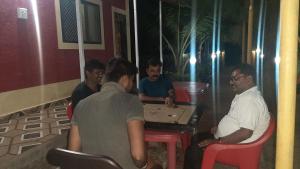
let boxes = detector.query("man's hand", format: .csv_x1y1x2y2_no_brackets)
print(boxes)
165,97,175,107
168,89,175,98
197,139,219,148
165,89,176,107
210,126,218,134
127,120,147,168
139,93,165,102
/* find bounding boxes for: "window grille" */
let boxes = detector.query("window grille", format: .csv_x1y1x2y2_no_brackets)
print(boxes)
59,0,102,44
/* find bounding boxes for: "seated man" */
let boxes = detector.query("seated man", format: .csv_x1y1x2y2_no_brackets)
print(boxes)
183,64,270,169
139,58,175,106
71,59,105,109
68,58,161,169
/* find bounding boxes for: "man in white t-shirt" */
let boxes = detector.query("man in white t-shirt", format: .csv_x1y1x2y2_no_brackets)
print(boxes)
183,64,270,169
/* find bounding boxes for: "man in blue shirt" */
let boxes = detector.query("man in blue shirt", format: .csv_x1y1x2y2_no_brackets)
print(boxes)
139,58,175,106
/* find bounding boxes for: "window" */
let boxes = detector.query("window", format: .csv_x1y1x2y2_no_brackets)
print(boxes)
55,0,105,49
112,7,131,60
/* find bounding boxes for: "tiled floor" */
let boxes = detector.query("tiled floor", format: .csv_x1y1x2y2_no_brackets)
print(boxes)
0,98,189,169
0,100,70,160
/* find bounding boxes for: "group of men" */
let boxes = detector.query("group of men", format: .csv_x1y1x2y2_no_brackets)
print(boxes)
71,58,175,111
68,57,270,169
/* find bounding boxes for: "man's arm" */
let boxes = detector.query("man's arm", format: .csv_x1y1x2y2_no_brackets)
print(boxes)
71,91,81,109
68,125,81,151
127,119,147,168
198,128,253,147
138,88,175,103
220,127,253,143
138,93,165,102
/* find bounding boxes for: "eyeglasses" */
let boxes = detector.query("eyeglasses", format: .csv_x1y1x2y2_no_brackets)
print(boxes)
230,74,245,82
94,70,104,76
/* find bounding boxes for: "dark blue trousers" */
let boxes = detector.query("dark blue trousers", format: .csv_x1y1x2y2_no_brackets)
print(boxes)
183,132,214,169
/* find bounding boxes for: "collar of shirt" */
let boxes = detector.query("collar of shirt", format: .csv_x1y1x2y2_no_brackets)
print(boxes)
235,86,258,98
101,82,125,93
146,75,162,82
83,82,101,92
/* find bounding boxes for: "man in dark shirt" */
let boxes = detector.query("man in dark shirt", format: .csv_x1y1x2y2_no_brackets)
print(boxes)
69,58,162,169
71,59,105,109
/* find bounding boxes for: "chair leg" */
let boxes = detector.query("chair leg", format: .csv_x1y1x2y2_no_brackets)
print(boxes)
167,141,177,169
180,132,191,152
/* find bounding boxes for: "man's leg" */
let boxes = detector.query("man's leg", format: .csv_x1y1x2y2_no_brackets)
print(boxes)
183,144,204,169
183,132,214,169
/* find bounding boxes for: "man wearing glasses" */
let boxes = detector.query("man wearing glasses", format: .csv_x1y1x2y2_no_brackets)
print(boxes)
71,59,105,109
183,64,270,169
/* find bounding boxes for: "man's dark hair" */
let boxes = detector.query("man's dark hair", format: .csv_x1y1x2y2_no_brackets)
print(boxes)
233,64,256,83
105,58,138,82
146,57,162,68
84,59,105,72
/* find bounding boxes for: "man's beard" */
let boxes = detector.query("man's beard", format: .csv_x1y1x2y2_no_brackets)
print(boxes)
150,75,159,79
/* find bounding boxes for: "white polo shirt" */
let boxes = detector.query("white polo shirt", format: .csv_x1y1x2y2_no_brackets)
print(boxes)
214,86,270,143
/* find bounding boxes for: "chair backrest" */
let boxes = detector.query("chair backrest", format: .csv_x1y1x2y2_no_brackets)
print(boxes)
66,102,73,120
175,88,191,103
47,148,123,169
250,114,275,146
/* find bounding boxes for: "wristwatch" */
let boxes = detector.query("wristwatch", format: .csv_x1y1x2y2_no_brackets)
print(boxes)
141,162,148,169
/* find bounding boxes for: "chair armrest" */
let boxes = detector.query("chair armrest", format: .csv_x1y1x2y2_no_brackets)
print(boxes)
206,142,257,150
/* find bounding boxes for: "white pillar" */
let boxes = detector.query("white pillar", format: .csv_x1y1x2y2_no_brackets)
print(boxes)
276,0,299,168
133,0,140,87
75,0,85,82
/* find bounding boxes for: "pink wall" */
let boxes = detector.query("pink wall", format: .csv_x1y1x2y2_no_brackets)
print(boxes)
0,0,125,92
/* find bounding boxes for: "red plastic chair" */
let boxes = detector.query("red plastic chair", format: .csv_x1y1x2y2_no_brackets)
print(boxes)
66,102,73,120
145,130,180,169
144,130,192,169
175,88,191,103
201,115,275,169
